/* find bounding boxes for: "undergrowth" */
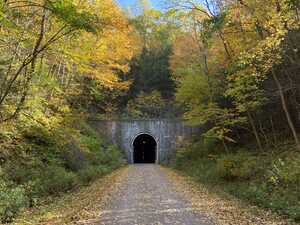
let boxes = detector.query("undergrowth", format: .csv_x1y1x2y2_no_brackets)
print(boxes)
0,115,126,223
169,137,300,222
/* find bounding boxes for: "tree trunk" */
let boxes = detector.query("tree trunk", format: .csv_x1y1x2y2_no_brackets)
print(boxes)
270,116,278,147
272,70,300,150
247,111,263,151
258,120,270,147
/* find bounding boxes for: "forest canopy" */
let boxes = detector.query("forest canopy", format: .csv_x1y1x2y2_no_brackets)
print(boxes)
165,0,300,151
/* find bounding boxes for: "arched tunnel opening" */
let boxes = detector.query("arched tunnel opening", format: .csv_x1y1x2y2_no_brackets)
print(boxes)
133,134,157,163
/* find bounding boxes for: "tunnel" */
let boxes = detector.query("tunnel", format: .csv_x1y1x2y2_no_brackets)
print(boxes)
133,134,157,163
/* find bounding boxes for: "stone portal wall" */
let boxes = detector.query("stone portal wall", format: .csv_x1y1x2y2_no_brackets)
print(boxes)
89,119,201,163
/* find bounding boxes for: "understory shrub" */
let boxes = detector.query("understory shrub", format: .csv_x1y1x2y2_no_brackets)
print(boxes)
216,152,260,180
0,180,27,223
21,124,56,146
169,139,300,222
0,120,126,223
173,137,216,170
63,142,86,171
35,165,78,196
104,145,126,168
266,154,300,188
77,165,100,183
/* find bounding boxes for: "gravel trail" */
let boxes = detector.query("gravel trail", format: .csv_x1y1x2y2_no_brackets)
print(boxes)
90,164,214,225
76,164,295,225
17,164,295,224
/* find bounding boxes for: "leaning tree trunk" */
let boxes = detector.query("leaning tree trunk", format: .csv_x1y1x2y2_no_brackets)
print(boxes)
247,111,263,151
272,69,300,151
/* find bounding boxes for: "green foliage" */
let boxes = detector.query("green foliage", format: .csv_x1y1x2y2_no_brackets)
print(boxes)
170,0,300,151
124,7,179,115
201,11,227,45
0,180,27,223
169,140,300,222
176,73,210,108
46,0,98,33
129,46,175,98
77,165,102,184
216,152,260,180
266,155,300,188
287,0,300,10
225,67,267,113
0,120,126,223
63,142,86,171
81,135,102,153
104,145,126,166
21,124,56,146
34,165,78,196
125,91,166,118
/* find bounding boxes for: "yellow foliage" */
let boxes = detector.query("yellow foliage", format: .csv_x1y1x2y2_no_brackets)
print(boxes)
55,0,136,89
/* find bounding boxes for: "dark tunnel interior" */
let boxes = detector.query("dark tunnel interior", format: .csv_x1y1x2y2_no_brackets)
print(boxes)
133,134,156,163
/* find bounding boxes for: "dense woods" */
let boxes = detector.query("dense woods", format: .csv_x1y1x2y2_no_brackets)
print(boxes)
166,0,300,222
0,0,131,222
167,0,300,149
1,0,300,223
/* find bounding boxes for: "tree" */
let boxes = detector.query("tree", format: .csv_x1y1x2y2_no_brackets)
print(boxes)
0,0,98,122
169,0,300,151
126,7,178,103
125,91,166,118
0,0,135,121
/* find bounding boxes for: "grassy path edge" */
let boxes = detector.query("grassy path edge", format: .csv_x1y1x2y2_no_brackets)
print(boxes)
12,166,129,225
162,166,297,225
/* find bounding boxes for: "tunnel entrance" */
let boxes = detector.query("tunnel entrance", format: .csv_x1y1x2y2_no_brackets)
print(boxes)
133,134,157,163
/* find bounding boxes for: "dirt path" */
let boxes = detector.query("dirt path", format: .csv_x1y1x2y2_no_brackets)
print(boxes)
18,165,295,224
78,164,214,225
76,164,295,225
